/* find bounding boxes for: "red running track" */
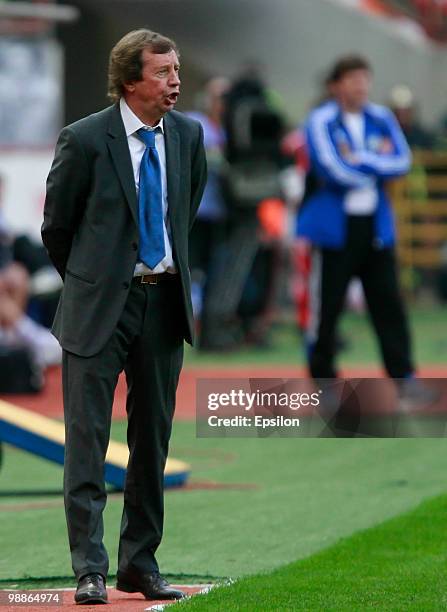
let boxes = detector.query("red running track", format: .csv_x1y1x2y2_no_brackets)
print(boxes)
0,585,210,612
1,364,446,420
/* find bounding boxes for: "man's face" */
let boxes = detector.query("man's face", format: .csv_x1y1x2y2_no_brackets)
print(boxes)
335,69,371,111
125,48,181,122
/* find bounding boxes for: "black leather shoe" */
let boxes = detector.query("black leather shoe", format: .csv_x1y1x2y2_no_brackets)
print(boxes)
75,573,108,604
116,571,185,600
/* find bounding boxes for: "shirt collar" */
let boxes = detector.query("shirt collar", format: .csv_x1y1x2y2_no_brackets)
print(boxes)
119,97,164,137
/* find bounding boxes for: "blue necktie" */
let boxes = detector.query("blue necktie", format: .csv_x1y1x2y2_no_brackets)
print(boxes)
137,127,166,269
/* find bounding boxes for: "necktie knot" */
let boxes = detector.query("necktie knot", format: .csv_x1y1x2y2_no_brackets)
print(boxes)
137,127,157,149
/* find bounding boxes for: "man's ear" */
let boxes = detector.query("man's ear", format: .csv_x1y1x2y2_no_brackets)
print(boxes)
123,82,136,94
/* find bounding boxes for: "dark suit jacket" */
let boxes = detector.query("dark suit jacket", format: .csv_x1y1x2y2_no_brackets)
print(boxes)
42,103,207,357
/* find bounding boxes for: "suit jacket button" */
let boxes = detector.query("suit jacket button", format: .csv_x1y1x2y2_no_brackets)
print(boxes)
123,281,130,289
132,242,138,251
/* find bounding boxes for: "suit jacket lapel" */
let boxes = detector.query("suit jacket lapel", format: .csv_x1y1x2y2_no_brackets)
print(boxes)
107,104,139,227
164,112,180,223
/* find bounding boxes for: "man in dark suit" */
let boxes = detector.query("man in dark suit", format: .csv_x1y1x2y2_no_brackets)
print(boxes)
42,29,206,604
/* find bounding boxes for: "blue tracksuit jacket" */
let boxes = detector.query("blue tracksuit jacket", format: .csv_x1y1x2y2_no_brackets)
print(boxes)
297,100,411,249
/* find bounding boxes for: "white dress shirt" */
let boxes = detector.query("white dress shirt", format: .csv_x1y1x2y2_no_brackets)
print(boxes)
343,112,377,216
119,97,176,274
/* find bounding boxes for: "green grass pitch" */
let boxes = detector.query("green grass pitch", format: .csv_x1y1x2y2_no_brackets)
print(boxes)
0,306,446,609
1,423,447,591
176,492,447,611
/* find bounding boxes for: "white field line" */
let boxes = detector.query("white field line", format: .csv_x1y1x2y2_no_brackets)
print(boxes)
145,584,215,611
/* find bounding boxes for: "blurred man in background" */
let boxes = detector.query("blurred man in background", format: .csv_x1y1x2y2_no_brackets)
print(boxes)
200,65,286,350
389,84,435,150
297,54,432,407
0,179,61,386
186,77,230,338
42,29,206,604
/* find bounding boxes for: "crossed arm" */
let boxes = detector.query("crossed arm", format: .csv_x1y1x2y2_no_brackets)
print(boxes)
306,107,411,190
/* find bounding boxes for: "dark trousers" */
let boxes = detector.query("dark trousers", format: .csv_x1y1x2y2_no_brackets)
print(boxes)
189,217,226,275
62,277,184,580
189,217,226,316
308,215,414,379
200,211,260,342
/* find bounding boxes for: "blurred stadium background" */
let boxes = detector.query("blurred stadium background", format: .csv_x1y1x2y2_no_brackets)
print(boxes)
0,0,447,609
